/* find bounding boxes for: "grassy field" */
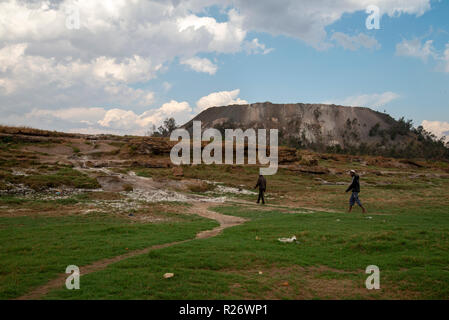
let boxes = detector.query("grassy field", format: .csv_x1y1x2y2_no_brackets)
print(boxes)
42,204,449,300
1,131,449,299
0,199,217,299
1,180,449,299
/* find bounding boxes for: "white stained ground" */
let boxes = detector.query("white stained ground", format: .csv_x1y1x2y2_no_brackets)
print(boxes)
203,180,257,195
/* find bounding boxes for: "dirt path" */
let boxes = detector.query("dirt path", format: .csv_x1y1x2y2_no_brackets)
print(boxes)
226,199,343,214
193,202,246,239
16,201,246,300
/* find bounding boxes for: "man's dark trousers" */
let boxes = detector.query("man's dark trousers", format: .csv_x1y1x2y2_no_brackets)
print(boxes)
257,189,265,204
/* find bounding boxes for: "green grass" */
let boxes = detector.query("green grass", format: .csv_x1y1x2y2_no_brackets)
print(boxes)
0,195,81,207
43,204,449,300
2,167,100,191
0,211,217,299
1,142,449,300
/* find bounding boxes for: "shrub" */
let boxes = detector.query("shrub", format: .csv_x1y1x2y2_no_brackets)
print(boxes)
123,184,134,192
369,123,380,137
187,182,215,193
21,168,100,191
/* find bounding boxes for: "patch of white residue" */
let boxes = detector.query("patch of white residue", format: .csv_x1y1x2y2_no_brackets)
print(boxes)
195,196,227,203
292,210,315,214
0,183,34,195
12,170,28,176
123,189,190,203
202,180,221,185
209,185,257,195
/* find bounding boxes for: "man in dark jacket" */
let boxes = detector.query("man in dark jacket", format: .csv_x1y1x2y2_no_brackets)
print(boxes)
346,170,366,213
255,174,266,204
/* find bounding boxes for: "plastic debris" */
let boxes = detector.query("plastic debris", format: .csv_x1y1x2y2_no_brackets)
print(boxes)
278,236,297,243
163,273,174,279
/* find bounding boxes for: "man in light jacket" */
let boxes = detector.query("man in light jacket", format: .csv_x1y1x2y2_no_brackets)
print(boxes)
346,170,367,213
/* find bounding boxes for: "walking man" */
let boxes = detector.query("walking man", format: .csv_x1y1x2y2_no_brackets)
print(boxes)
255,174,267,204
346,170,367,213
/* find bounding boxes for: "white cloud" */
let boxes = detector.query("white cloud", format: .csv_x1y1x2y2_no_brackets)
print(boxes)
2,88,246,135
97,109,142,130
395,38,436,61
324,92,400,108
116,89,249,130
159,100,191,115
244,38,274,55
196,89,248,112
162,82,172,92
3,106,108,134
0,0,248,117
233,0,431,49
94,100,193,133
442,44,449,73
176,9,246,53
29,107,107,124
396,37,449,73
331,32,380,51
149,100,193,127
421,120,449,139
92,55,157,83
180,57,218,75
103,85,155,107
1,0,431,52
4,102,193,136
0,43,157,111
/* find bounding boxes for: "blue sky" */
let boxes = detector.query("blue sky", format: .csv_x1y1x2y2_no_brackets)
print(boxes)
0,0,448,137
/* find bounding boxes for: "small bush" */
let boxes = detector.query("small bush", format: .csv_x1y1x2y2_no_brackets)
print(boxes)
369,123,380,137
187,182,215,193
21,168,100,191
123,184,134,192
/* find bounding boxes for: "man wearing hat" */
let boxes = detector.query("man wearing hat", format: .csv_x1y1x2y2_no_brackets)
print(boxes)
346,170,367,213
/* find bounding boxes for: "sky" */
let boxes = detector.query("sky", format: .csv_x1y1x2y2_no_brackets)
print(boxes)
0,0,448,138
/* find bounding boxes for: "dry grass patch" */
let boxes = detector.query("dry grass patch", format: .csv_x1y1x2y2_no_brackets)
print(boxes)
224,265,420,300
